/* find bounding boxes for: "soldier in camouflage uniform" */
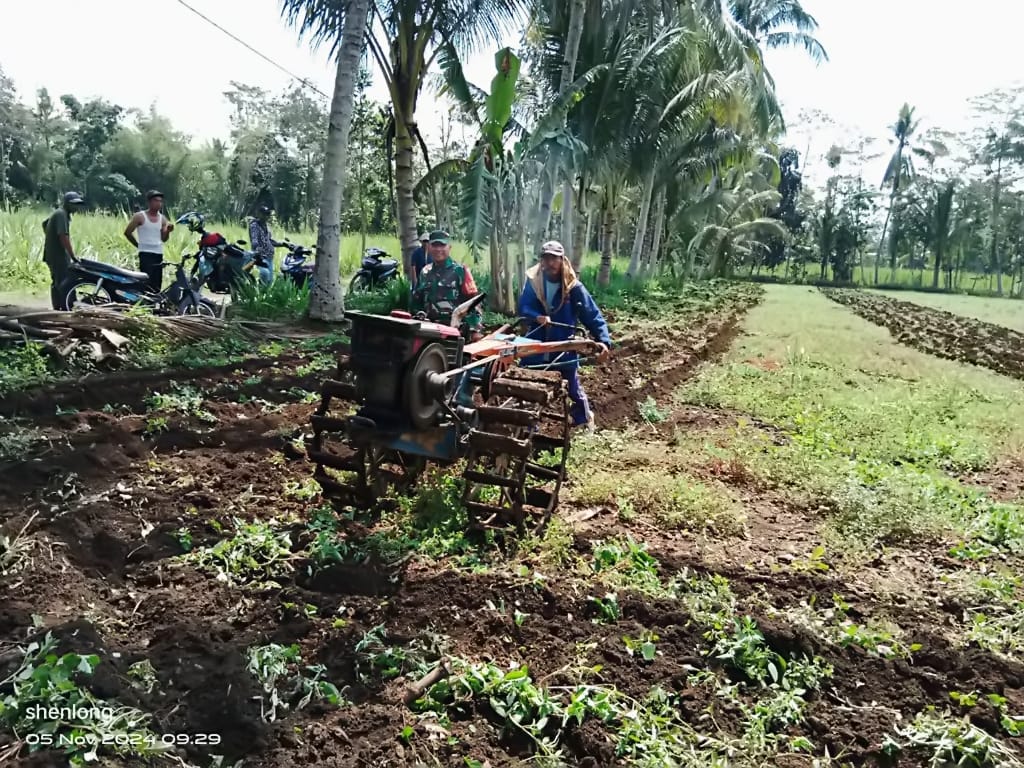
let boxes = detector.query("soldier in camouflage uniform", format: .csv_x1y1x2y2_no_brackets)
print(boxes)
410,229,483,339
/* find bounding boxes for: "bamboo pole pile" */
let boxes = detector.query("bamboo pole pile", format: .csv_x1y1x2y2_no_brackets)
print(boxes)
0,306,329,364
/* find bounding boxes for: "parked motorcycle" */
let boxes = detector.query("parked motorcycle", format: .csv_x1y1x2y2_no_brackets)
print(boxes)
281,242,317,290
348,247,399,294
56,252,216,316
177,212,272,292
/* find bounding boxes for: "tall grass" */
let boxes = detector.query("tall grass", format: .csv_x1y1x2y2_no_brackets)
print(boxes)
0,207,405,294
0,205,671,321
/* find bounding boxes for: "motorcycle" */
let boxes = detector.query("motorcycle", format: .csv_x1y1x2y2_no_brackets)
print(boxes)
348,247,399,294
280,242,317,290
177,212,272,293
56,252,216,316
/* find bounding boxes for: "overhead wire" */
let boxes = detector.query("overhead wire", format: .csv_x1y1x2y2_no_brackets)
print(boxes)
172,0,331,102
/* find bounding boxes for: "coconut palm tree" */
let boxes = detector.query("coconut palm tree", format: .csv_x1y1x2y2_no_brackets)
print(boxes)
874,103,946,284
285,0,525,281
727,0,828,63
281,0,372,321
528,0,782,286
978,122,1024,294
528,0,588,256
690,168,789,277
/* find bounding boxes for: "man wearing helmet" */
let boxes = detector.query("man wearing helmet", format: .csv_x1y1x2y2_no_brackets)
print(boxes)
42,191,86,310
249,204,282,282
124,190,174,293
518,240,611,432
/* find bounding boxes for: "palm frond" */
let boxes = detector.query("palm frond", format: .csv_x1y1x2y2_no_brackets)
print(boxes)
414,158,469,200
436,41,482,124
279,0,346,52
763,31,827,63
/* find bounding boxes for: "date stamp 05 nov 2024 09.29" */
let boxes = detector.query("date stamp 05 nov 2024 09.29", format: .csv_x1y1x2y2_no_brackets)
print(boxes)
22,704,222,750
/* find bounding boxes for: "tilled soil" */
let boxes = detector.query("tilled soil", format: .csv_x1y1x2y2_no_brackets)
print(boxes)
2,289,1022,767
821,287,1024,380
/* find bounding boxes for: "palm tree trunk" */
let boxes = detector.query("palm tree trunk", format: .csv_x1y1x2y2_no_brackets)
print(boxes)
598,202,614,287
531,0,585,252
576,207,593,272
561,178,574,256
874,203,894,286
990,158,1003,295
876,138,906,284
533,170,556,249
309,0,370,321
516,166,528,296
394,116,419,280
495,181,514,313
645,191,666,276
571,209,586,272
628,165,656,276
571,175,587,270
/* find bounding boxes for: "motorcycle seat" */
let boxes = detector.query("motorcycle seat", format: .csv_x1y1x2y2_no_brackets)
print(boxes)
77,259,151,283
362,256,398,271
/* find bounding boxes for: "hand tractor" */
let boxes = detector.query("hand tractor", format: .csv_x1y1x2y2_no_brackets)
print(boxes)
305,293,604,533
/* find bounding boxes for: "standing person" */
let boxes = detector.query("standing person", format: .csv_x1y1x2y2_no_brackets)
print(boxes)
42,191,86,310
410,229,482,338
124,190,174,293
248,204,281,283
410,232,429,286
518,240,611,432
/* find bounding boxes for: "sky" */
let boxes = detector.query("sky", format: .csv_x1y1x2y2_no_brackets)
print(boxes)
2,0,1024,192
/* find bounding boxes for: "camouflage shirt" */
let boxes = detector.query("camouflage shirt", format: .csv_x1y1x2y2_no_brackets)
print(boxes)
410,257,482,330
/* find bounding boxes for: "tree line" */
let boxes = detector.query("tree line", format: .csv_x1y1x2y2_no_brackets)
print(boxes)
792,87,1024,295
276,0,827,318
0,65,396,235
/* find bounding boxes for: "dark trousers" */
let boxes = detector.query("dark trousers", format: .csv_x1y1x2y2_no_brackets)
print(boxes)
46,257,70,310
139,252,163,293
563,367,592,426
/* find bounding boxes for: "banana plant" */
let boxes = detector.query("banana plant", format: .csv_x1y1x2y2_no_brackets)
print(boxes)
436,45,522,313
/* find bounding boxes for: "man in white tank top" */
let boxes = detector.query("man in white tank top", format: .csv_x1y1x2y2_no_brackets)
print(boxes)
124,190,174,292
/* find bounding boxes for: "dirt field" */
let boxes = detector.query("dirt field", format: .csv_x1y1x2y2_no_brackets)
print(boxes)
823,287,1024,380
2,282,1023,767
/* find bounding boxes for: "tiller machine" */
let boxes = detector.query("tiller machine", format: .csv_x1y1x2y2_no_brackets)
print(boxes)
306,294,603,532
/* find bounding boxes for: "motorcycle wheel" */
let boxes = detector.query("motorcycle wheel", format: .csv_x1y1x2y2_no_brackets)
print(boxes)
61,277,116,311
179,297,218,318
348,272,372,294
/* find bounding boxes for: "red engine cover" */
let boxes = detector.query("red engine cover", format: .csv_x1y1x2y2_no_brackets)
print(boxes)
420,321,461,338
389,310,461,338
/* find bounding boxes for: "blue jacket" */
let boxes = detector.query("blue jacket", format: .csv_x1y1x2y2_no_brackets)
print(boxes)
517,260,611,369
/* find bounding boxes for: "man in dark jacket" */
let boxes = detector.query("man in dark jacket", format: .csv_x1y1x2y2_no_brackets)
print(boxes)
410,232,429,286
42,191,86,309
518,240,611,431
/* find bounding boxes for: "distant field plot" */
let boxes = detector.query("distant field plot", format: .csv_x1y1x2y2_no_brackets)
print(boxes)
873,289,1024,332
